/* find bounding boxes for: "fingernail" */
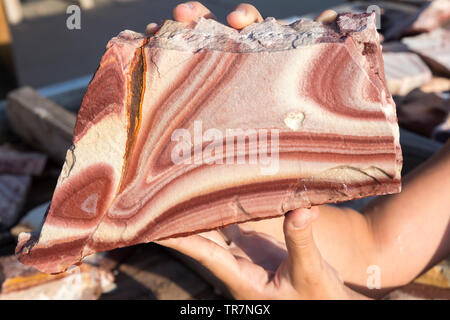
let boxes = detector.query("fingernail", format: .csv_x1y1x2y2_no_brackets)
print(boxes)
235,8,246,15
316,10,338,24
291,209,311,230
183,2,194,9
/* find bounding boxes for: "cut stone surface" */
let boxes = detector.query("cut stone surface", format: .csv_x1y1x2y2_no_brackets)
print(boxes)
16,13,403,273
383,51,432,95
402,28,450,75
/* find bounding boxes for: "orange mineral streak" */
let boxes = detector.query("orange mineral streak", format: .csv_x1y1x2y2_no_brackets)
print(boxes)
118,40,147,194
1,264,92,294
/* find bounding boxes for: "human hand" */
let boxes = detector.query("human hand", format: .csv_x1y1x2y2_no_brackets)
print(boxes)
157,207,367,299
145,1,263,35
151,3,361,299
145,2,338,35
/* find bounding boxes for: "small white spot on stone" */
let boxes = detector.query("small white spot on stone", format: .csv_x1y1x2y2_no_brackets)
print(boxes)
81,193,99,214
284,111,305,131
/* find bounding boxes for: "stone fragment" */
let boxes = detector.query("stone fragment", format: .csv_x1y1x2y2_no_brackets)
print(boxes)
0,175,31,230
406,0,450,34
0,146,46,176
16,13,403,273
402,28,450,75
383,51,432,95
0,255,114,300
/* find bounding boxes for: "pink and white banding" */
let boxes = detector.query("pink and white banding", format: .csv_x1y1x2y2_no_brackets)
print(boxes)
16,13,402,274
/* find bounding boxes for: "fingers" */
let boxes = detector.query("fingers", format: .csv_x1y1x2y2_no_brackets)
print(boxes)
148,2,263,36
220,224,242,244
315,9,338,24
199,230,230,248
283,207,322,289
155,234,240,281
147,1,215,36
145,22,160,36
173,1,216,23
227,3,263,29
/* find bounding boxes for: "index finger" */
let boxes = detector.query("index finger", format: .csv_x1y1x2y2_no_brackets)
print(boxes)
315,9,338,24
227,3,263,29
173,1,216,22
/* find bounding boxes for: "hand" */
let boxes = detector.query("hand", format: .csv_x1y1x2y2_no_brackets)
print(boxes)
145,2,263,35
157,207,367,299
150,3,450,298
145,2,338,35
150,2,357,299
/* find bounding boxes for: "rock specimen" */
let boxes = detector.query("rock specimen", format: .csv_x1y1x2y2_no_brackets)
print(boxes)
16,13,403,273
0,255,114,300
383,51,432,95
402,28,450,75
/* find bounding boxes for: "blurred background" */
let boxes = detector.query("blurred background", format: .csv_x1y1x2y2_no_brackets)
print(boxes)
1,0,346,92
0,0,449,300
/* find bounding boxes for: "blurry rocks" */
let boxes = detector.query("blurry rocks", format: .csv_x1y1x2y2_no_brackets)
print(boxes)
415,258,450,288
0,175,31,230
383,51,432,95
10,201,49,236
0,146,47,230
406,0,450,34
402,28,450,76
433,114,450,142
0,255,114,300
395,81,450,138
383,0,450,40
0,146,46,175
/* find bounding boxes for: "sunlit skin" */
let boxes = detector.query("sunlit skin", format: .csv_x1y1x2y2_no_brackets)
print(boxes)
147,2,450,299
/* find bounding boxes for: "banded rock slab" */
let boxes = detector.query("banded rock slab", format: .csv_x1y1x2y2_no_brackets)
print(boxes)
16,13,403,273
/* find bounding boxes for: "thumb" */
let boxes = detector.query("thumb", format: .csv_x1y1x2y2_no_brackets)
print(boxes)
283,207,322,288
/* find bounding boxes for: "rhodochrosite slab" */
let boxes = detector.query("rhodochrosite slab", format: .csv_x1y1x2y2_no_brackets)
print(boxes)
17,13,402,273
